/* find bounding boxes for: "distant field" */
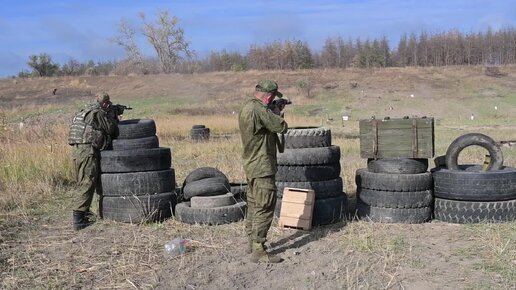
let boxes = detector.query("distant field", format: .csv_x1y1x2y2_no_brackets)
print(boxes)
1,66,515,289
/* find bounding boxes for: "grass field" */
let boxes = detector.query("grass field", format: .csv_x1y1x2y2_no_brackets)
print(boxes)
0,66,515,289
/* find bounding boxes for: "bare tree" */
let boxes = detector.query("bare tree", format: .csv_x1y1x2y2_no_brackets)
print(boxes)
61,58,81,76
112,18,143,65
139,10,194,73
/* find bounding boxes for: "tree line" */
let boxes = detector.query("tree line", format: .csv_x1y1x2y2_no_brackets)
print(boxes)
16,10,516,77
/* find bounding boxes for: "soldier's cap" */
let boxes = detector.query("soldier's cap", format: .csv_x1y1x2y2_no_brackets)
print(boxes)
95,92,110,103
256,80,283,98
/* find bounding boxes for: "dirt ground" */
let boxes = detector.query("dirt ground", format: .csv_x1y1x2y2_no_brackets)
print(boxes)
1,196,515,290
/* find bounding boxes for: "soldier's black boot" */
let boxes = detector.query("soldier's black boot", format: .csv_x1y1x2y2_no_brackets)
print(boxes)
73,210,94,231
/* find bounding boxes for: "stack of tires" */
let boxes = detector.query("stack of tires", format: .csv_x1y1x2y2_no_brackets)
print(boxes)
191,125,210,141
175,167,246,225
433,133,516,223
275,127,347,226
100,119,176,223
356,158,433,223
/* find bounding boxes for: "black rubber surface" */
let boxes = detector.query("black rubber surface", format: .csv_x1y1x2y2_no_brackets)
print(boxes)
276,163,341,182
312,194,348,226
358,188,433,208
191,127,210,140
102,192,176,223
367,158,428,174
230,182,248,202
190,192,236,208
278,146,341,165
284,127,331,149
356,169,433,192
100,147,171,173
274,198,282,217
117,119,157,139
112,135,159,150
276,178,343,199
434,198,516,223
101,169,175,196
182,177,231,200
192,125,206,129
445,133,503,171
357,202,431,224
433,165,516,201
183,167,228,185
175,201,246,225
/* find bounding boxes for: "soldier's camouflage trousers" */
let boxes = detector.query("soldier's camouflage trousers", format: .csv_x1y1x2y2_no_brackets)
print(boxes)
245,176,277,244
72,144,102,213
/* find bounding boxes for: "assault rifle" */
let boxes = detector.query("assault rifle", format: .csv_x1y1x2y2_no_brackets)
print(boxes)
268,98,292,116
104,102,132,121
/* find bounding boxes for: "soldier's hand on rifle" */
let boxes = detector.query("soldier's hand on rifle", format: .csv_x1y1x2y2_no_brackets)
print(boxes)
276,97,291,118
271,105,282,116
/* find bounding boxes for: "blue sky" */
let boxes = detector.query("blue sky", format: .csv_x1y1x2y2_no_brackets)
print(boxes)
0,0,515,77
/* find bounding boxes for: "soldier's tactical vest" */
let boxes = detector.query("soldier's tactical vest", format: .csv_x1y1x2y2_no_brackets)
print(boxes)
68,104,102,146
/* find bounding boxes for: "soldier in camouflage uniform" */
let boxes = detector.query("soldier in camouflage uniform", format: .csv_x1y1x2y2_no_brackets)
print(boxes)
68,93,117,231
239,80,288,263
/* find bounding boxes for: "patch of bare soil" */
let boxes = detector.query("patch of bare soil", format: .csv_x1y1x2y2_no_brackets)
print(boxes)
1,199,514,290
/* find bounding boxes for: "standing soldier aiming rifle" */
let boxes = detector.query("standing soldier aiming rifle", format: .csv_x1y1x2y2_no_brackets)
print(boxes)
239,80,289,263
68,92,117,231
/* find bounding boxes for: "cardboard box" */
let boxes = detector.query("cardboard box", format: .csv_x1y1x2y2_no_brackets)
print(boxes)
278,187,315,230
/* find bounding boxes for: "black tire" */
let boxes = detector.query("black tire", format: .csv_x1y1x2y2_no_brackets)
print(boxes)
101,169,175,196
357,202,431,223
358,188,433,208
230,182,248,202
276,163,341,182
433,166,516,201
313,194,348,226
183,167,228,185
182,177,231,200
278,146,341,165
284,127,331,149
102,192,175,223
117,119,156,139
100,147,171,173
274,198,282,217
191,128,210,141
175,201,246,225
112,135,159,150
434,198,516,223
191,192,236,208
276,178,343,199
355,169,432,192
367,158,428,174
445,133,504,171
192,125,205,129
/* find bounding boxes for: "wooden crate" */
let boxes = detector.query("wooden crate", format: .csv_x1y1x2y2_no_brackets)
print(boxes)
359,117,434,158
278,188,315,230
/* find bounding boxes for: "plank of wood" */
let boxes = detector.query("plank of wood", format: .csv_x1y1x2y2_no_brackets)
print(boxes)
359,117,435,158
279,216,312,230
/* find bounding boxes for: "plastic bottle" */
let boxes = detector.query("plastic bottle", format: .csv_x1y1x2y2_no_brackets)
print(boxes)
164,238,187,257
